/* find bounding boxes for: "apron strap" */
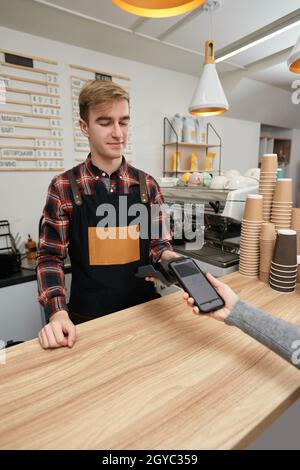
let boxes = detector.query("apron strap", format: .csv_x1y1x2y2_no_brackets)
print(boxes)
66,168,148,205
138,170,149,204
66,169,82,206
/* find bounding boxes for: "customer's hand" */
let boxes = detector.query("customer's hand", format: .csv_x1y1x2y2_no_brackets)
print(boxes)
182,272,238,322
145,250,180,283
38,310,76,349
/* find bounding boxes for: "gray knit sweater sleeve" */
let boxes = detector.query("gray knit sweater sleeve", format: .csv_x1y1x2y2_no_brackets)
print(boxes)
225,300,300,370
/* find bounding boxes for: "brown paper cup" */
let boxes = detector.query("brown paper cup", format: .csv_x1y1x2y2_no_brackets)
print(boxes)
260,245,274,273
260,171,277,175
291,208,300,230
239,267,259,273
259,272,269,282
240,251,260,257
260,185,276,189
240,250,260,256
239,264,259,271
242,218,263,224
270,271,297,281
270,284,295,293
272,200,293,204
240,246,260,252
260,154,278,172
260,222,276,239
272,229,297,266
243,195,263,221
273,179,292,202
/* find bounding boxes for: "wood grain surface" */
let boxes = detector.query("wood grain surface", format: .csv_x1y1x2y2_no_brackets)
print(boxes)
0,272,299,450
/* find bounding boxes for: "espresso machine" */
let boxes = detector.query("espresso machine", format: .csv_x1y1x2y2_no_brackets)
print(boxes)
160,185,258,277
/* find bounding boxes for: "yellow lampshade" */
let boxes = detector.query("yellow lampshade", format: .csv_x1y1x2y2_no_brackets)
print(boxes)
112,0,206,17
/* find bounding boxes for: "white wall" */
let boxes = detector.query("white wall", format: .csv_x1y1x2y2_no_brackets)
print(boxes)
222,75,300,204
204,115,260,174
222,75,300,130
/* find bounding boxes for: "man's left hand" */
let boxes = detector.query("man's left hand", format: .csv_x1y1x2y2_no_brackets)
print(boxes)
145,250,180,283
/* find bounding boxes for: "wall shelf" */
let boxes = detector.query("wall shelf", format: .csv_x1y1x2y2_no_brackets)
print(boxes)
163,117,222,177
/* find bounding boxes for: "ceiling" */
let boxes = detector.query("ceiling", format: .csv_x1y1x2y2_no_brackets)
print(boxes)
1,0,300,91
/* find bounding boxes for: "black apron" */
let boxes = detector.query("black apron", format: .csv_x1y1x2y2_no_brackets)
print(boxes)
66,168,158,324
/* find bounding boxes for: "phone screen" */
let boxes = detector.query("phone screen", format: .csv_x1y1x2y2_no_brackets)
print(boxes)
170,259,224,313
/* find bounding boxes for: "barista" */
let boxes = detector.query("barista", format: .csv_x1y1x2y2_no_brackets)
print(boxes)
37,80,179,349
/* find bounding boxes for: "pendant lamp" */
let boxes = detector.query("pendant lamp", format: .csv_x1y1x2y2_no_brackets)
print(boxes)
287,35,300,73
112,0,206,18
189,40,229,116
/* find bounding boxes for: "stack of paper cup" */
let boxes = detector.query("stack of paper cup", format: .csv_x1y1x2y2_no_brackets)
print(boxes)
239,195,263,277
259,154,278,222
291,208,300,255
270,179,293,230
297,255,300,284
269,229,297,293
259,222,276,283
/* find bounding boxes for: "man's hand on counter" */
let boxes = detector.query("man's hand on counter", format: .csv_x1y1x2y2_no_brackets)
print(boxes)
145,250,180,283
183,273,239,322
38,311,76,349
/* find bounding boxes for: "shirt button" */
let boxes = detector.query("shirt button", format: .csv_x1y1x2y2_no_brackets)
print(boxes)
102,172,106,177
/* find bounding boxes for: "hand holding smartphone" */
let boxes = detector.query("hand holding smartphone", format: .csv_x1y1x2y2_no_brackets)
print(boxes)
168,258,225,314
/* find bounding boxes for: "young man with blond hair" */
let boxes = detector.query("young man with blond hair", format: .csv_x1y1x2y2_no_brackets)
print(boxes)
37,80,178,349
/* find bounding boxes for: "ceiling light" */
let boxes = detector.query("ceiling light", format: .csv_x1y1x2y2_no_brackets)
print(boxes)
112,0,207,18
189,40,229,116
215,7,300,64
288,35,300,73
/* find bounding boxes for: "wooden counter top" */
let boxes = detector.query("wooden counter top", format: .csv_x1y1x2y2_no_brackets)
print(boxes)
0,272,300,450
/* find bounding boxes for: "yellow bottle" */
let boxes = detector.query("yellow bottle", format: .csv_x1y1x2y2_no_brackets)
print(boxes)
190,152,198,171
172,151,181,172
205,152,216,171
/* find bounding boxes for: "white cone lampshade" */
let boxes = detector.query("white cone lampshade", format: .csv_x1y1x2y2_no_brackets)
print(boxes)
189,40,229,116
112,0,206,18
287,35,300,73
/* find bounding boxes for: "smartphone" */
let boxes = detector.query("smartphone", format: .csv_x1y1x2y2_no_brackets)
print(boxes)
168,257,225,313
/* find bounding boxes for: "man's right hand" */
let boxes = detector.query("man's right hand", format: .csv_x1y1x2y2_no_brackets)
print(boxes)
38,310,76,349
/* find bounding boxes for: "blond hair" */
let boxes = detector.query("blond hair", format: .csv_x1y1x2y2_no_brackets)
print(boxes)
79,80,130,123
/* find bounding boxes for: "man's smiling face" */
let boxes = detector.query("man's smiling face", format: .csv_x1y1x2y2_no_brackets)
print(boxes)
80,99,130,161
